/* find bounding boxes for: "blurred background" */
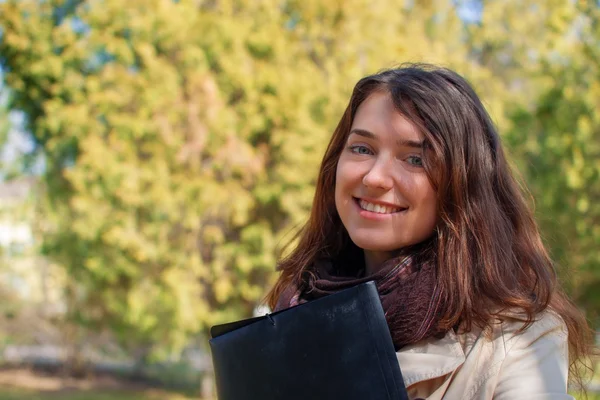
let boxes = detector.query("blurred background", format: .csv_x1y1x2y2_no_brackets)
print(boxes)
0,0,598,399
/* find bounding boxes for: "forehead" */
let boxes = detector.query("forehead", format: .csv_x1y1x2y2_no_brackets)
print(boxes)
351,91,423,141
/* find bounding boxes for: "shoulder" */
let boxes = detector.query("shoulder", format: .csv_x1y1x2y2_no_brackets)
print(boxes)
448,310,571,399
487,310,571,399
456,309,568,357
496,309,568,354
399,310,571,399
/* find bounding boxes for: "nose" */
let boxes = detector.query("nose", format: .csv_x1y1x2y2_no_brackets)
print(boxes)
362,156,394,190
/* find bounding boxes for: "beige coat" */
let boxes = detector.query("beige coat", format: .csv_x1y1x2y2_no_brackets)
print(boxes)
397,311,572,399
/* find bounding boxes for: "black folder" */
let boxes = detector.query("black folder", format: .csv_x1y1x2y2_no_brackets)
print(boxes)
209,281,408,400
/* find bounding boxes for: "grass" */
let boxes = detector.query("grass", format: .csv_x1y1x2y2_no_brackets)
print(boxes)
0,387,198,400
0,367,203,400
573,393,600,400
0,388,598,400
0,387,599,400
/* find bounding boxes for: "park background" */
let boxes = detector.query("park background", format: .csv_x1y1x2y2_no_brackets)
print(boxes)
0,0,599,399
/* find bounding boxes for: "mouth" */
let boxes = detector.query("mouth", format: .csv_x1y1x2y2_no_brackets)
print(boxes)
354,198,407,215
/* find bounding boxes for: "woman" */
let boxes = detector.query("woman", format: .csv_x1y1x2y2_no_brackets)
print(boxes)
266,64,594,399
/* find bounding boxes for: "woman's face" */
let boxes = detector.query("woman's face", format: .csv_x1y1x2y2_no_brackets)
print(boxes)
334,91,438,269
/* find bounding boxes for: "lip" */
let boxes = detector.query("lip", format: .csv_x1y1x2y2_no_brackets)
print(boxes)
353,197,407,220
354,197,406,209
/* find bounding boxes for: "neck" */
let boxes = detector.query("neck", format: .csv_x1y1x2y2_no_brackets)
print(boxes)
363,250,399,275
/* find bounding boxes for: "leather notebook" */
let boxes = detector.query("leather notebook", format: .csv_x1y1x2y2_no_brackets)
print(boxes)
209,281,408,400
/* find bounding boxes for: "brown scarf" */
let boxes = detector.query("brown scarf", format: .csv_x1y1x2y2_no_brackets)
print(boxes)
274,254,446,350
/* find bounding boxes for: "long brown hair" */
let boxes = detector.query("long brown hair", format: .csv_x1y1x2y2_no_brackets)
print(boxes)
266,63,594,383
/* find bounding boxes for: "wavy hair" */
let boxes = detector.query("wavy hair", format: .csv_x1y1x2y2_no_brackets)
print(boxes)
266,63,593,383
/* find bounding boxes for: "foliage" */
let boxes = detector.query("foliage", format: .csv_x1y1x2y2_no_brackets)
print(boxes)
504,3,600,322
0,0,598,362
461,0,600,320
0,79,11,176
0,0,485,358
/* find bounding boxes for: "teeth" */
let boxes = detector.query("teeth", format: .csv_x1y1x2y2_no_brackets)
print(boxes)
359,200,401,214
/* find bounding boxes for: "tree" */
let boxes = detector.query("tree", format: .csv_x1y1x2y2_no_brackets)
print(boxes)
0,74,11,176
504,3,600,322
0,0,522,363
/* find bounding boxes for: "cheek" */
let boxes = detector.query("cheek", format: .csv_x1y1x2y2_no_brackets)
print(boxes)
412,181,438,222
421,193,439,229
334,164,345,213
423,200,438,227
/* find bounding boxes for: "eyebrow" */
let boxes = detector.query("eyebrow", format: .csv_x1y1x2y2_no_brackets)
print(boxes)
349,128,424,149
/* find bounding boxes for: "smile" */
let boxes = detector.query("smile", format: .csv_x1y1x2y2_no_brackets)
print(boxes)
357,199,405,214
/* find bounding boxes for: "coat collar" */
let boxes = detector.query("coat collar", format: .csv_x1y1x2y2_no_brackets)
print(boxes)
396,328,468,387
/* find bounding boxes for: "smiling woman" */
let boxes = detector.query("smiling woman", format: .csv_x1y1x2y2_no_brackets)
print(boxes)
266,64,594,399
335,91,437,272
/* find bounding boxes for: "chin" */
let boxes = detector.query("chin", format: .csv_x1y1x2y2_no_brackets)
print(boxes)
349,234,427,253
349,238,400,253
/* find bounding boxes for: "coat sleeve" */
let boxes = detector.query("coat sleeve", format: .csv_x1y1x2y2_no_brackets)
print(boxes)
493,312,573,400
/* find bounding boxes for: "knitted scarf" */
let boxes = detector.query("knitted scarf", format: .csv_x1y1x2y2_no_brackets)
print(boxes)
274,254,446,350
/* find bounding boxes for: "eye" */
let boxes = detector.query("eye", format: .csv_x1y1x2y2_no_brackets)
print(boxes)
406,155,424,167
349,145,373,155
